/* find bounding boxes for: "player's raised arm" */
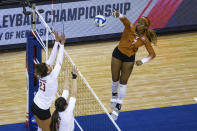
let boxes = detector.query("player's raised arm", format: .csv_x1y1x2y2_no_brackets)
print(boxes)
63,65,69,90
71,66,77,98
112,10,132,28
61,65,70,100
50,65,78,131
46,31,60,66
136,41,156,66
52,33,66,78
66,65,78,113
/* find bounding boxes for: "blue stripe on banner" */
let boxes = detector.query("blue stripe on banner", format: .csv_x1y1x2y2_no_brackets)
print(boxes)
165,0,197,27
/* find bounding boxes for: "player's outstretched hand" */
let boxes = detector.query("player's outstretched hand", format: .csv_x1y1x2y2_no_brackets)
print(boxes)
72,65,78,76
112,10,120,18
60,33,66,45
135,60,143,66
53,31,60,42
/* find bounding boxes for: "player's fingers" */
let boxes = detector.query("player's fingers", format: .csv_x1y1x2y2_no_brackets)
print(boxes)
73,66,76,73
73,66,78,74
112,10,118,17
135,61,138,66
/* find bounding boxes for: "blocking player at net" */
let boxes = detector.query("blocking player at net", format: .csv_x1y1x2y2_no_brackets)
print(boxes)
50,65,78,131
110,10,157,120
31,31,66,131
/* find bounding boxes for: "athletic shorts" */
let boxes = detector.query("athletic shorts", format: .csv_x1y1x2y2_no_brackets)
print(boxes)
112,46,135,62
31,101,51,120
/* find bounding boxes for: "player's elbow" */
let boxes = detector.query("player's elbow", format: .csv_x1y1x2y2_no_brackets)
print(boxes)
150,53,156,59
152,53,156,59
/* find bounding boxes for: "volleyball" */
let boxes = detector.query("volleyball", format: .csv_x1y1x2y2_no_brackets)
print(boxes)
94,15,106,27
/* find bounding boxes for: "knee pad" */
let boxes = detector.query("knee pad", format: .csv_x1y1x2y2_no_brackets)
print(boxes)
117,84,127,104
111,80,119,93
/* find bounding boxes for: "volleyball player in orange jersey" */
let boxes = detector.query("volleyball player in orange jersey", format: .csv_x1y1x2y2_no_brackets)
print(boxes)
110,10,157,120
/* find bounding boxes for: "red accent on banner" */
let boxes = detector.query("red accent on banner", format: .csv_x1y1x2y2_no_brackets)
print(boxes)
147,0,183,29
134,0,153,25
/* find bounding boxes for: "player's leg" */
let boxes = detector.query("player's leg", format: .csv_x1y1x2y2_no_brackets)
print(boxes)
38,108,51,131
111,56,122,82
34,118,51,131
34,114,51,131
31,102,45,130
31,102,51,131
111,61,134,120
119,61,134,103
34,115,43,130
41,117,51,131
110,56,122,109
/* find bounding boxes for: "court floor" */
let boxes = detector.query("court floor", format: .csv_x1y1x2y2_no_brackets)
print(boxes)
0,32,197,125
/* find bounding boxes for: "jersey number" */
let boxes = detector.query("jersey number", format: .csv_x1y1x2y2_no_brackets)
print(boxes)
131,36,139,45
39,81,46,92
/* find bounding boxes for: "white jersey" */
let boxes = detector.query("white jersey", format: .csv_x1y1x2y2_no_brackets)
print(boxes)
59,90,76,131
34,42,64,110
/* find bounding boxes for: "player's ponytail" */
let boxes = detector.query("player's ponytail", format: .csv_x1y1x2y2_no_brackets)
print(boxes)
146,29,157,45
50,97,67,131
142,17,157,45
50,110,59,131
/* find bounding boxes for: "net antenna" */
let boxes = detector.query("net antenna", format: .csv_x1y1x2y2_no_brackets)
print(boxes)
22,0,49,60
25,1,121,131
60,0,65,32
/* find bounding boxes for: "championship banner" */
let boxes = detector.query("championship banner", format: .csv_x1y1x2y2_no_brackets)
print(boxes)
0,0,196,46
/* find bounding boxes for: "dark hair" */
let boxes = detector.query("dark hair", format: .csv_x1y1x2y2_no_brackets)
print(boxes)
35,63,48,78
144,17,157,45
50,97,67,131
146,29,157,45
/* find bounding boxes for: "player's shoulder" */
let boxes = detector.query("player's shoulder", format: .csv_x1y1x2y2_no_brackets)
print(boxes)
142,35,151,44
125,24,135,33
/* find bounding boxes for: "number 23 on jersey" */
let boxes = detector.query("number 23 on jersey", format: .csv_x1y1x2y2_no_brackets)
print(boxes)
39,79,46,92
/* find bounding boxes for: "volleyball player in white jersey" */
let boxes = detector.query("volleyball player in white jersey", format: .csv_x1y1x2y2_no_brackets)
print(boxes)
31,31,66,131
50,65,78,131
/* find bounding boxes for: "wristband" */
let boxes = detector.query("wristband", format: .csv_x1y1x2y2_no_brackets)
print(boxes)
141,56,151,64
71,72,77,79
119,14,124,18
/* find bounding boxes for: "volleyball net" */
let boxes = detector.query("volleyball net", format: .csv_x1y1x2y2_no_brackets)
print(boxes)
25,2,120,131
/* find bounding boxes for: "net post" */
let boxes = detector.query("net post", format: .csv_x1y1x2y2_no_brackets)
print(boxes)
26,31,42,130
31,3,36,31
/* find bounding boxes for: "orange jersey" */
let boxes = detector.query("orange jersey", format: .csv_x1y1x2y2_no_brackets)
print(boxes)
118,17,155,57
